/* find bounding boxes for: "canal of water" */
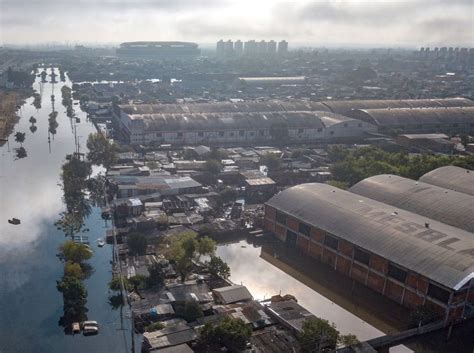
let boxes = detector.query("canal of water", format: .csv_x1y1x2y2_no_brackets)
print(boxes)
0,69,133,353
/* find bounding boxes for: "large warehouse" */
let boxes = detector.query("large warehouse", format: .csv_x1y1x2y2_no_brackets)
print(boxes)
346,107,474,134
349,174,474,232
419,166,474,196
264,183,474,324
116,102,375,145
321,98,474,115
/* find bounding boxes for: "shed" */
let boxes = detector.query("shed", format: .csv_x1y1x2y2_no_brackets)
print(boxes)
213,285,253,304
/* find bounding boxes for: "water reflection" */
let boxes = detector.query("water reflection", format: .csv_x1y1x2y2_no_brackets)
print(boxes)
0,69,132,352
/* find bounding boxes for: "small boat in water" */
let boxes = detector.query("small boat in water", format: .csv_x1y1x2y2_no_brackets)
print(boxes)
97,239,105,247
8,218,21,225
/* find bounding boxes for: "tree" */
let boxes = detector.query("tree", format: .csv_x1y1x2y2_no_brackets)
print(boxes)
64,261,85,279
58,240,92,263
198,317,252,352
14,132,26,145
208,256,230,279
86,132,117,169
204,159,222,175
29,116,37,124
109,275,131,291
146,263,165,288
260,153,281,171
339,334,360,347
127,232,148,256
219,187,237,203
297,317,340,352
196,236,216,260
145,322,165,332
57,276,88,319
177,300,204,322
128,275,147,290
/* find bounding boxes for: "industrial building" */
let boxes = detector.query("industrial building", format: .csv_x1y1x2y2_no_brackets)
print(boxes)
236,76,307,87
419,166,474,196
349,174,474,232
117,109,375,145
264,183,474,324
347,107,474,134
115,100,375,145
321,98,474,116
116,41,200,58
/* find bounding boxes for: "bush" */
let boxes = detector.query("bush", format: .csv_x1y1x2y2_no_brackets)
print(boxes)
198,317,252,351
145,321,165,332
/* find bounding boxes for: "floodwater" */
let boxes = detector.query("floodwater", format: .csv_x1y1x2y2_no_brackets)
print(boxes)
0,70,133,353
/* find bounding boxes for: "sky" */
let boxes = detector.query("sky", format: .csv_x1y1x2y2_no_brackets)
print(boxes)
0,0,473,47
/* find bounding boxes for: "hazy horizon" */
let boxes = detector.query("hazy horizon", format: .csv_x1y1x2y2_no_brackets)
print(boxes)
1,0,473,47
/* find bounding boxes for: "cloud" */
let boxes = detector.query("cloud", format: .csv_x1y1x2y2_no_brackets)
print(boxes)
0,0,472,46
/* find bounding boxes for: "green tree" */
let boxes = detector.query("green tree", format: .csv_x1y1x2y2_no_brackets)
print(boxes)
297,317,340,352
58,240,92,263
64,261,85,279
109,275,131,291
208,255,231,279
57,276,88,319
128,275,147,290
146,263,165,288
219,187,237,203
196,236,216,260
204,159,222,175
127,232,148,256
260,153,281,171
198,317,252,352
177,300,204,322
86,132,117,168
145,322,165,332
339,334,360,347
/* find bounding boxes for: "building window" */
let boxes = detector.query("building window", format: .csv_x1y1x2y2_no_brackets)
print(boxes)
298,128,304,134
156,132,162,137
416,124,423,129
343,123,348,128
298,222,311,237
354,248,370,265
324,234,338,250
177,132,183,138
317,128,322,132
219,131,225,137
275,211,287,225
387,263,407,283
358,123,362,127
452,123,459,128
250,131,255,136
259,130,265,136
330,131,334,135
198,132,204,137
239,130,245,136
427,283,450,303
229,132,234,137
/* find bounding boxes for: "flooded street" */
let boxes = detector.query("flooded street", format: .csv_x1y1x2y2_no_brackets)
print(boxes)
0,70,132,353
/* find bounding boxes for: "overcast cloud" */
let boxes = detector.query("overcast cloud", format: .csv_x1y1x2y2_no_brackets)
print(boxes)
0,0,472,46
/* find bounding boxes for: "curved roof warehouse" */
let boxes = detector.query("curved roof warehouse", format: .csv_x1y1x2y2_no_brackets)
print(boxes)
265,183,474,292
420,166,474,196
349,174,474,232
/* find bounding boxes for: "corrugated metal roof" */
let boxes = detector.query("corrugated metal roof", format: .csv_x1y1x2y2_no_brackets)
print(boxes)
350,174,474,232
213,285,253,304
129,111,356,132
348,106,474,127
266,183,474,291
420,166,474,196
119,100,330,115
321,98,474,115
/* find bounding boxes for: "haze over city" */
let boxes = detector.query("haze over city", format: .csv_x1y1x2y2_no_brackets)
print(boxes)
1,0,473,46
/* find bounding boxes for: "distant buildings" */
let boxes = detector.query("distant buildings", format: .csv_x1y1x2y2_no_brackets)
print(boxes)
216,39,288,57
116,41,200,58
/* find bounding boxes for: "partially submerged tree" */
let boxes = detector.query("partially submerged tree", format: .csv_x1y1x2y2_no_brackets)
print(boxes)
86,132,117,169
58,240,92,264
208,256,231,279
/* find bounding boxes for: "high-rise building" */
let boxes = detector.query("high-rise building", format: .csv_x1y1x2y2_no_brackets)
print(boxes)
267,40,277,54
216,40,225,56
257,40,268,54
234,40,243,55
224,40,234,56
278,40,288,54
244,40,257,55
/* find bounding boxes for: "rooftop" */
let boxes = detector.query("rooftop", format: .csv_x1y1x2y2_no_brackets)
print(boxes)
266,183,474,291
420,166,474,196
350,174,474,232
